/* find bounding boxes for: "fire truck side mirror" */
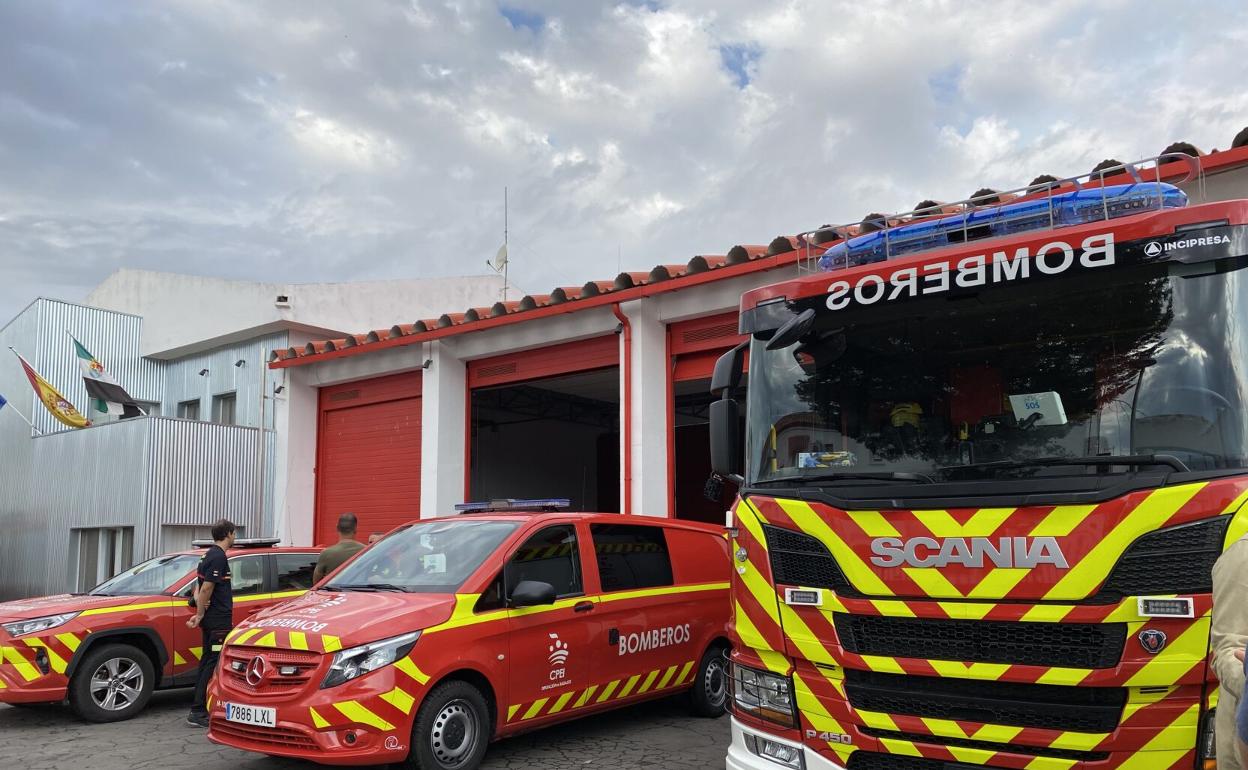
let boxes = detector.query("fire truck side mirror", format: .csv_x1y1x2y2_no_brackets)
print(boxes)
710,397,744,481
710,341,748,398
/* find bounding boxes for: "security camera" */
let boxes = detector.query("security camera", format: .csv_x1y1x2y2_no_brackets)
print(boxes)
198,368,209,376
273,385,286,394
234,359,246,368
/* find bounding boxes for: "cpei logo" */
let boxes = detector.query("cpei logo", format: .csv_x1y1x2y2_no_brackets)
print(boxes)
1143,241,1163,257
548,633,569,666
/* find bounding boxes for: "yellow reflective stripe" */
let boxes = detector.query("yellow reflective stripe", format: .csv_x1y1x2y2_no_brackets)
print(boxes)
636,669,660,694
548,691,575,714
736,499,770,549
777,498,893,596
253,632,277,648
1,646,39,681
596,679,620,703
235,590,305,605
903,568,963,599
926,660,1011,680
573,685,598,708
322,635,342,653
732,603,788,674
22,639,67,673
1029,504,1098,537
55,633,81,652
80,601,181,616
189,646,203,660
1046,483,1205,600
674,661,695,685
288,632,308,650
1114,704,1201,765
966,569,1028,600
911,508,1015,538
845,510,900,538
0,677,6,688
310,707,329,728
380,686,416,715
522,697,549,720
655,665,679,690
794,673,855,762
230,628,262,646
597,582,729,605
1126,620,1211,688
333,700,395,731
778,602,837,665
174,651,187,666
395,657,430,685
507,704,520,721
617,674,642,699
858,709,900,731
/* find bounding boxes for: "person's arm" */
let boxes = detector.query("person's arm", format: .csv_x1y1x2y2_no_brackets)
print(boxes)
1211,541,1248,698
312,554,329,585
187,581,215,629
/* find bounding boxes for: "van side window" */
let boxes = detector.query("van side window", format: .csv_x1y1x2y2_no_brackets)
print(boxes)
505,525,582,599
590,524,673,592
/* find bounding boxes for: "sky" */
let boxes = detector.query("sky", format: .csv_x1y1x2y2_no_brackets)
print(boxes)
2,0,1247,324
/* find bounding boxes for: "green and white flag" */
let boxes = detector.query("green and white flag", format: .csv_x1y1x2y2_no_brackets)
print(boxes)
71,335,142,417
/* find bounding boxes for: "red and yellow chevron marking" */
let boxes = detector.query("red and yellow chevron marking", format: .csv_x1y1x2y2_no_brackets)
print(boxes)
505,661,695,724
731,499,789,674
224,627,344,655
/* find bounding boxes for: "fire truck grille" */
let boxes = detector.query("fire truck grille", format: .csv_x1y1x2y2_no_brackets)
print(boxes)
222,647,322,696
211,720,317,750
762,525,857,595
833,614,1126,669
857,728,1110,762
844,669,1126,733
1091,515,1229,600
846,754,1023,770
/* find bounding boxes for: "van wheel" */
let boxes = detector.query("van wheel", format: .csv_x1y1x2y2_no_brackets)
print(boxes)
408,680,490,770
68,643,155,723
689,644,729,718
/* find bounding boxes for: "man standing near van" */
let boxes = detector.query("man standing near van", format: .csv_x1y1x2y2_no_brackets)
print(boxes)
186,518,236,728
313,512,365,584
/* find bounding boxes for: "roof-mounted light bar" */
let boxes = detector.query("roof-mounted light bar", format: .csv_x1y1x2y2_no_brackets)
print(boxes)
454,498,572,513
191,537,282,549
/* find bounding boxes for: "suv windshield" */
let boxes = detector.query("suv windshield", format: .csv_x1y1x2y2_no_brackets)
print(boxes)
90,554,200,596
747,259,1248,490
327,519,519,593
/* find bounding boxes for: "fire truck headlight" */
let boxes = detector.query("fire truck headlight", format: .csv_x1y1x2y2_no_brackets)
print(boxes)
320,631,421,689
2,612,80,638
729,661,797,727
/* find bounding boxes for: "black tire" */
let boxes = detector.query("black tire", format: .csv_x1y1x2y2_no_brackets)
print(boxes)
68,643,155,723
689,643,729,718
407,680,491,770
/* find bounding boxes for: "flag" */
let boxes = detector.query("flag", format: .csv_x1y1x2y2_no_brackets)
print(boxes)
0,393,6,412
11,349,90,428
70,335,142,417
490,243,508,272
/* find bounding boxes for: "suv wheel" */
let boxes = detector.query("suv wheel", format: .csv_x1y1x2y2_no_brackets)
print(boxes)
68,643,155,723
408,680,490,770
689,643,729,718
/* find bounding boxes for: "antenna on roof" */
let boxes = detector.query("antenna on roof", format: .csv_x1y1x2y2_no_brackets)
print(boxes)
487,186,510,302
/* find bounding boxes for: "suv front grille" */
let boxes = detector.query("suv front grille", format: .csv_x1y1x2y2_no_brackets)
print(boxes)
858,728,1109,762
1091,515,1229,601
762,524,857,595
834,614,1125,669
844,669,1125,732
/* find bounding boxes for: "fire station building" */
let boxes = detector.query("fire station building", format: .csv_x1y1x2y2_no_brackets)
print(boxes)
270,141,1248,546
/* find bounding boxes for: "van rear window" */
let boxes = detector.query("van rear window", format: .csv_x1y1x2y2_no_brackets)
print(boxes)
590,524,673,592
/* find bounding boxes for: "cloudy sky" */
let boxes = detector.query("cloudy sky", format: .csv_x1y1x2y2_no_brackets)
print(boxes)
2,0,1246,323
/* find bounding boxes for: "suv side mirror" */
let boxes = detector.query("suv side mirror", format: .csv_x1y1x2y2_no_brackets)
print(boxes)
510,580,557,607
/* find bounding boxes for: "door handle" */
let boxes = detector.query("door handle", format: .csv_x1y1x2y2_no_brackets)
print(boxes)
574,601,595,613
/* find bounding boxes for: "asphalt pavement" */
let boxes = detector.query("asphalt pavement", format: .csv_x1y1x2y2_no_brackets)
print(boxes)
0,690,729,770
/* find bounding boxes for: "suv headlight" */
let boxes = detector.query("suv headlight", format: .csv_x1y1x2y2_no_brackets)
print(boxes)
730,660,797,727
320,631,421,689
2,612,80,638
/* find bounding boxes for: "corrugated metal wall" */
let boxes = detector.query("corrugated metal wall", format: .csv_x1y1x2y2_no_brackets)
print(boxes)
162,333,288,428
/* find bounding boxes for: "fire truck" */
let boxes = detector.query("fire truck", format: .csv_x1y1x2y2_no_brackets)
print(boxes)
708,156,1248,770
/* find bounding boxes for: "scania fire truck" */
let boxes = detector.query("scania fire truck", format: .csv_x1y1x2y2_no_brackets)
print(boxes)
709,158,1248,770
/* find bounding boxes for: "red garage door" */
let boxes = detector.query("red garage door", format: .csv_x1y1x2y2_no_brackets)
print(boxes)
315,373,422,546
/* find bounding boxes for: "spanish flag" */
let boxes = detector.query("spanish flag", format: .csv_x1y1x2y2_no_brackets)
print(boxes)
10,349,90,429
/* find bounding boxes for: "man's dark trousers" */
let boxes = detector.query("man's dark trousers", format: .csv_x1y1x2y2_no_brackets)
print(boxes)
190,625,231,718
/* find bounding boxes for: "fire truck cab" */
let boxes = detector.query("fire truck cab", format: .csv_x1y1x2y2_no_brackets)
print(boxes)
207,501,731,770
710,161,1248,770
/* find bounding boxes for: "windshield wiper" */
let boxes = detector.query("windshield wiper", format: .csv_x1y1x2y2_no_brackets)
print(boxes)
759,471,935,485
336,583,408,593
941,454,1189,474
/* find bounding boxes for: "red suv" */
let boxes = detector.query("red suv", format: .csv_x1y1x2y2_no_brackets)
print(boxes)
0,539,321,722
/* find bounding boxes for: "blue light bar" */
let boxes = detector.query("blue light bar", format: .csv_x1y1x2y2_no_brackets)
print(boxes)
819,182,1188,272
454,498,572,513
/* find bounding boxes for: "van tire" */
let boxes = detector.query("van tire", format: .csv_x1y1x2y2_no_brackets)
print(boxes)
689,643,729,718
408,679,491,770
68,643,155,723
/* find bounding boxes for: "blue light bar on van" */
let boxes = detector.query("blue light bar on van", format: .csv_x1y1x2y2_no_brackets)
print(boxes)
820,182,1188,272
454,498,572,513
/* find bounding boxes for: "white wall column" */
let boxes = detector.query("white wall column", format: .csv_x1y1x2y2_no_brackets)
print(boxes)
275,362,318,545
619,299,670,517
421,340,467,518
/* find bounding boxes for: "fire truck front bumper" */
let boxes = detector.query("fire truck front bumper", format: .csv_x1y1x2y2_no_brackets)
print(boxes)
727,717,846,770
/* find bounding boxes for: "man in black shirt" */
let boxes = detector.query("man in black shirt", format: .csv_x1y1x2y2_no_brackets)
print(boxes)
186,518,236,727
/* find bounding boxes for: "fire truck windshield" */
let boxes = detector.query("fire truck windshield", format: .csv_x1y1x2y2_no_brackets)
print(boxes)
746,259,1248,491
326,519,519,593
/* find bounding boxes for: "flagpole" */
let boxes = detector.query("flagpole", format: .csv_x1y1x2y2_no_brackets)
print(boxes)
503,186,509,302
4,347,44,435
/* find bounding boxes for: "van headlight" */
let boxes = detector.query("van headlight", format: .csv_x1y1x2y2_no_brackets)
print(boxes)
320,631,421,689
2,612,80,638
730,660,797,727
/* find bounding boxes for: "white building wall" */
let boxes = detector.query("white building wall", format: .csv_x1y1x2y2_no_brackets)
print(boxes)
421,341,467,519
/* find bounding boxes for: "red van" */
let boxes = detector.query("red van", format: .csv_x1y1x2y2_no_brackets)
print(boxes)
208,505,731,769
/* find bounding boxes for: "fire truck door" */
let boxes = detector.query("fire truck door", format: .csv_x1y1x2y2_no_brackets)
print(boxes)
505,524,596,724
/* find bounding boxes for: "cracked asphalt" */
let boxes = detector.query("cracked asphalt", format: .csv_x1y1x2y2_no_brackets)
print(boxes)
0,691,729,769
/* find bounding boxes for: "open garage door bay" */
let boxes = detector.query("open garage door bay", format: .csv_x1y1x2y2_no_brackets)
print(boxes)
315,373,422,545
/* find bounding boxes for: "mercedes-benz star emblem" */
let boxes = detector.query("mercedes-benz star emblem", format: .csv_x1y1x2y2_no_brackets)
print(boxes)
1144,241,1163,257
245,655,267,686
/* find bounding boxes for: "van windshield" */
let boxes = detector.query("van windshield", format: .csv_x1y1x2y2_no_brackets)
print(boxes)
326,519,519,593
